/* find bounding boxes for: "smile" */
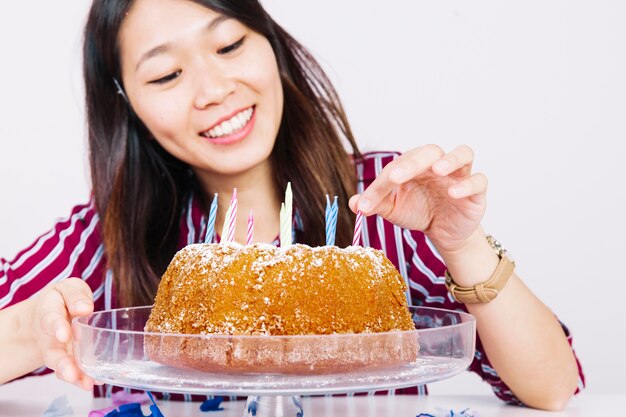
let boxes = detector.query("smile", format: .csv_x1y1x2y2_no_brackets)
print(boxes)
201,107,255,139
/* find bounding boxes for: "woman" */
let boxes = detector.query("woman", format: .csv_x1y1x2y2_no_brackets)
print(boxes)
0,0,583,410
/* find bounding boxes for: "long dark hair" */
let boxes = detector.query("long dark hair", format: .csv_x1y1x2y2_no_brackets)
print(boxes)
84,0,362,307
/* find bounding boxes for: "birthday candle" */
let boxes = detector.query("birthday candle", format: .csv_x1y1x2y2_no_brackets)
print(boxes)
279,202,287,247
352,210,363,246
227,188,238,242
325,195,338,246
246,210,254,245
205,193,218,243
331,196,338,244
325,195,332,245
280,182,293,247
220,205,232,243
220,188,237,243
285,182,292,239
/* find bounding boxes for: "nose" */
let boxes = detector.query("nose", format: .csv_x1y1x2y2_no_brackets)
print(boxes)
192,61,236,109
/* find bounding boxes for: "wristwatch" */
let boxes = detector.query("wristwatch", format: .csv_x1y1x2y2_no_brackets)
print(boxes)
444,235,515,304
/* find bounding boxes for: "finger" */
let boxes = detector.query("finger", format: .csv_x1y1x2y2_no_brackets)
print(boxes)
356,170,396,215
42,341,79,383
59,358,83,385
387,145,445,184
54,354,93,390
358,147,443,215
78,374,96,391
448,172,488,199
40,310,71,343
432,145,475,176
38,290,71,342
55,278,94,317
50,350,86,386
348,194,360,213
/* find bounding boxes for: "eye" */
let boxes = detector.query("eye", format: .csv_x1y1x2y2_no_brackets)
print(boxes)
218,36,246,55
149,70,182,85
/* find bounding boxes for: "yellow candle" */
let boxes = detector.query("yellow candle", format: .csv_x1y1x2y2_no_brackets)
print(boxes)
280,182,293,247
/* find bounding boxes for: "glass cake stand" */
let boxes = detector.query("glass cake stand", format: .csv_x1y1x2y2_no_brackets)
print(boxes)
72,306,475,417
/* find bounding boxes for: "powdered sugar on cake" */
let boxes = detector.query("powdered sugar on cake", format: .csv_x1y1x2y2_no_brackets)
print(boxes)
145,243,413,336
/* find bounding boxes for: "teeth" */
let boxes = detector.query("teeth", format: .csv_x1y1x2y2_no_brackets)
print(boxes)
205,108,253,138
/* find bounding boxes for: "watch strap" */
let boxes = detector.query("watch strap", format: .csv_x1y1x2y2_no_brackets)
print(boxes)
445,254,515,304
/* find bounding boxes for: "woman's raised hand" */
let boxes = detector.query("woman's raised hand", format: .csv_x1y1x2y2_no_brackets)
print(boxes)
33,278,97,390
349,145,488,253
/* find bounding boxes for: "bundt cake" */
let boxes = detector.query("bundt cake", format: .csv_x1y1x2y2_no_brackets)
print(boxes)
144,242,419,374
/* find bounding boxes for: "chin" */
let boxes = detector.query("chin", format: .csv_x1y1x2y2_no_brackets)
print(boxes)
208,157,271,177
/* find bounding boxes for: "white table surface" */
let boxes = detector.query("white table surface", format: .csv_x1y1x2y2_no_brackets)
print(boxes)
0,374,621,417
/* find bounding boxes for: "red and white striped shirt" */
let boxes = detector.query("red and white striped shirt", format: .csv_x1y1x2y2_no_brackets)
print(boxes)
0,151,585,404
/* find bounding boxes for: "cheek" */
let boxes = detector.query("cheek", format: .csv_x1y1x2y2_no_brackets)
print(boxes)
255,60,284,128
243,42,283,118
134,95,187,139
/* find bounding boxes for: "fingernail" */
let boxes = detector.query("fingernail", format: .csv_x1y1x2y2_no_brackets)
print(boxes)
56,327,67,342
74,301,90,312
450,185,467,198
435,160,450,174
358,198,371,212
390,167,406,182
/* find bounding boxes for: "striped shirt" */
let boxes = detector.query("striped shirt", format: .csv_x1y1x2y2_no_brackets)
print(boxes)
0,151,585,404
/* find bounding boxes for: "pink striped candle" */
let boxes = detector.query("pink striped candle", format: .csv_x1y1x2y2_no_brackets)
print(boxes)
352,210,363,246
246,210,254,245
220,188,238,242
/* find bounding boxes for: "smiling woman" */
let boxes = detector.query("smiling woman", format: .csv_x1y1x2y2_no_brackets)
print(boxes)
118,1,284,177
82,0,362,309
0,0,584,411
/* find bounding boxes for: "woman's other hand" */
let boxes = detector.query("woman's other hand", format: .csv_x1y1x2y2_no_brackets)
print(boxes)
349,145,487,253
33,278,97,390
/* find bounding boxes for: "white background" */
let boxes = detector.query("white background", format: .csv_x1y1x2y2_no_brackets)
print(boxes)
1,0,625,396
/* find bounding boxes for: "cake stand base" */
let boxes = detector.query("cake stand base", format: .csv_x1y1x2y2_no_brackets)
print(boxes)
244,395,304,417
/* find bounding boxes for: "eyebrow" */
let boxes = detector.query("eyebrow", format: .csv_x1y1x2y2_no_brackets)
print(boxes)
134,15,231,72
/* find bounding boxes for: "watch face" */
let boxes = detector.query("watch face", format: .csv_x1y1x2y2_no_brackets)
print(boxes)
486,235,515,265
486,235,502,254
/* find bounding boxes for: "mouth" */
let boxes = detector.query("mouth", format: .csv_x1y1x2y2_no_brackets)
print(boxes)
199,106,255,144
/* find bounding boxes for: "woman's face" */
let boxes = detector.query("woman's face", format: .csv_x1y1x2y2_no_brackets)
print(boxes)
118,0,283,177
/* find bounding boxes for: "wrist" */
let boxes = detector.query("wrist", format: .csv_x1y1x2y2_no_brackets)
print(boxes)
19,297,42,345
0,298,43,383
437,228,499,287
18,297,42,359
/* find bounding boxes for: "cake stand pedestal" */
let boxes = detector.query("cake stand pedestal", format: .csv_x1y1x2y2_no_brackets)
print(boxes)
72,306,475,417
244,396,303,417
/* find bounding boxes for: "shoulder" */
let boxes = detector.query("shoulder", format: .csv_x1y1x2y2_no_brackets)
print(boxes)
36,198,101,236
353,150,401,184
53,198,101,233
70,198,100,221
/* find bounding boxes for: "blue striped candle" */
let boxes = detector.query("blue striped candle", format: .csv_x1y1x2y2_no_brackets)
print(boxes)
325,195,338,246
325,195,331,245
205,193,218,243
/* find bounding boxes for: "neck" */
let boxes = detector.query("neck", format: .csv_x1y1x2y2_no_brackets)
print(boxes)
194,161,282,244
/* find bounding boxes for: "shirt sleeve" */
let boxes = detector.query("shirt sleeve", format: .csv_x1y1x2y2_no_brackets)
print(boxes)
402,228,586,404
0,200,107,379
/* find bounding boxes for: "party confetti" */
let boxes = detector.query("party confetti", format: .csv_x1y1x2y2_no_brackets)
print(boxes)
43,396,73,417
200,396,224,412
417,408,480,417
